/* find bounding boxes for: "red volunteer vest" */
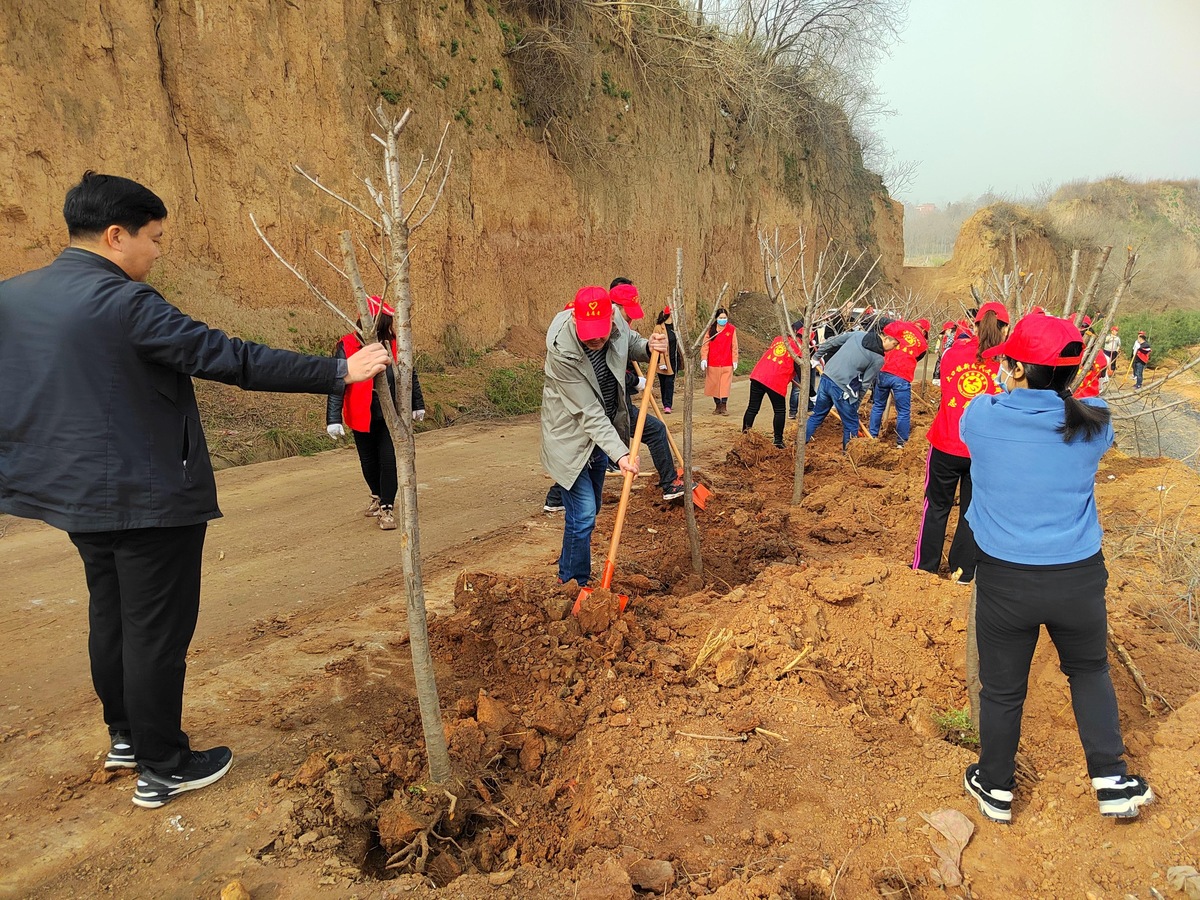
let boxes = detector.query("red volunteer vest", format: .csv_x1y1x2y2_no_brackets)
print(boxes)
339,333,397,432
881,325,928,382
749,336,801,395
926,337,1000,457
705,325,736,367
1074,350,1108,399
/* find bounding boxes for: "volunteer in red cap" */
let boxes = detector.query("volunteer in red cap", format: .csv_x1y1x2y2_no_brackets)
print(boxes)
541,286,668,586
868,321,927,448
960,313,1153,824
913,301,1009,583
1102,324,1122,377
741,322,805,449
1131,330,1151,389
327,295,426,531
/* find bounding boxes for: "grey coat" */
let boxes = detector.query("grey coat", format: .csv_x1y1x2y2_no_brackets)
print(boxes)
816,330,885,399
540,309,650,488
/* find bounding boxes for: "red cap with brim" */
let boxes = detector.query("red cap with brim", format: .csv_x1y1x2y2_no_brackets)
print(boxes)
368,295,395,317
608,282,644,321
975,301,1010,325
984,313,1084,366
573,286,614,341
916,318,930,333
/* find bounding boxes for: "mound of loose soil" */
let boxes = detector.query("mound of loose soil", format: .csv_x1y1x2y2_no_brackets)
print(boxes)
260,400,1200,899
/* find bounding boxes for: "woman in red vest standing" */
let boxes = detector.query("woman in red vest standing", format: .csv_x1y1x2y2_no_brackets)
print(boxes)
913,302,1008,583
742,324,803,448
701,308,738,415
326,296,425,531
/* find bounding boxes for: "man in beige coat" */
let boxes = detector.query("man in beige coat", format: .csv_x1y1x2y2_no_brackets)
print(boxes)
541,285,668,585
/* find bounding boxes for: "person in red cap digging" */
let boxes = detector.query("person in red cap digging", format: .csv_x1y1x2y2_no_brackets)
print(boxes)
700,308,738,415
741,322,805,448
913,301,1009,583
959,312,1153,824
541,286,668,586
327,295,426,531
868,320,928,448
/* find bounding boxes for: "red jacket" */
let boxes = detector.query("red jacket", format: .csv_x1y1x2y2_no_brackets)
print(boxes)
1074,350,1108,399
749,336,801,395
339,333,397,431
881,322,928,382
703,324,737,367
926,337,1000,457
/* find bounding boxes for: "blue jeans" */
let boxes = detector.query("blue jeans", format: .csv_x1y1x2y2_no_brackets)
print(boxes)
1132,359,1145,387
805,374,861,449
559,447,609,585
627,402,677,491
868,371,912,445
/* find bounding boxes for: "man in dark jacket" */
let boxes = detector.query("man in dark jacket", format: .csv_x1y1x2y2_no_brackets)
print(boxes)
0,172,389,808
805,329,897,450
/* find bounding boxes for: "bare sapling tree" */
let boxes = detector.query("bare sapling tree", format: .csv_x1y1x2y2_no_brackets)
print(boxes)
1071,247,1139,394
759,227,878,503
251,104,457,794
1063,248,1082,316
1074,245,1114,322
674,245,730,577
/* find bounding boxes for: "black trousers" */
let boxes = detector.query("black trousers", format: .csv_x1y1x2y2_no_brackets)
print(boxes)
742,380,786,443
659,373,676,409
975,553,1127,791
68,523,208,774
913,446,978,580
353,413,397,506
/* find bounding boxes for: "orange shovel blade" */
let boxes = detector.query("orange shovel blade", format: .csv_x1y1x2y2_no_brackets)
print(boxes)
571,587,630,617
692,482,712,510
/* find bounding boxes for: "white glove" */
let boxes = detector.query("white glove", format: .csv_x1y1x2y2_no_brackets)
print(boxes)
636,376,646,392
701,359,708,371
413,409,426,422
326,423,345,440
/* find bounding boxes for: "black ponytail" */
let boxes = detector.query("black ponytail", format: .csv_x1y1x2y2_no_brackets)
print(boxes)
1014,341,1110,443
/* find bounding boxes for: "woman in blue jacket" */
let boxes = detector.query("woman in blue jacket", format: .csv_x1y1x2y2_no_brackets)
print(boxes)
959,313,1153,824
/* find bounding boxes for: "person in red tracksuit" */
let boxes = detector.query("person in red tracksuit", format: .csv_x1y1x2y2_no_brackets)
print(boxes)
868,320,928,448
327,295,425,531
913,302,1009,583
741,325,803,448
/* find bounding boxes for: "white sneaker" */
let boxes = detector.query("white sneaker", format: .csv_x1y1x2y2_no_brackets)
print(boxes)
1092,775,1153,818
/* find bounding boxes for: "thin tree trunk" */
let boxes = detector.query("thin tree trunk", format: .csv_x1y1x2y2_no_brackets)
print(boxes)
1077,245,1113,322
1063,248,1081,316
674,248,703,577
1009,226,1021,308
966,582,981,730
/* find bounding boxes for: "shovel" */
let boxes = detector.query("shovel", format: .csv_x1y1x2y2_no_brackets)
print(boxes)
632,360,712,509
573,349,660,618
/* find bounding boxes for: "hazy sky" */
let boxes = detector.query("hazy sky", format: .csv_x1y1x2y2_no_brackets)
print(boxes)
873,0,1200,205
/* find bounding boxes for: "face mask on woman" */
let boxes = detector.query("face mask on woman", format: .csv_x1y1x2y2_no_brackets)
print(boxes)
717,317,728,327
995,364,1013,393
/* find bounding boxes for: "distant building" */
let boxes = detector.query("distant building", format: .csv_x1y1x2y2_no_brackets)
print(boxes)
915,203,937,215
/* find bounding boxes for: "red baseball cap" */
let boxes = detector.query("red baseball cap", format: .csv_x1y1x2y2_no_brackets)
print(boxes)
608,282,644,321
1029,306,1046,316
367,295,395,317
916,318,930,333
975,301,1010,325
573,286,614,341
984,314,1084,366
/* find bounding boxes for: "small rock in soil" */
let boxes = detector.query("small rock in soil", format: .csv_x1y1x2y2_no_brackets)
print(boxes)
476,690,514,734
530,699,581,740
577,587,624,634
220,880,251,900
577,858,633,900
293,752,330,786
626,857,675,894
715,648,753,687
376,799,425,853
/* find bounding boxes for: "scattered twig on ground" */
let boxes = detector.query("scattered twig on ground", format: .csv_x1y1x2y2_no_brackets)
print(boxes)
687,627,732,676
676,730,748,743
1108,626,1172,714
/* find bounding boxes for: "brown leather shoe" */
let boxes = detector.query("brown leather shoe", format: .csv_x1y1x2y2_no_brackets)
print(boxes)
378,506,397,530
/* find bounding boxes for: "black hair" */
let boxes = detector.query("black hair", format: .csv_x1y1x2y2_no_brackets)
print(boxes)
975,311,1007,363
610,276,633,289
791,319,804,334
63,171,167,238
656,310,671,325
355,313,396,344
1009,340,1111,443
708,307,729,339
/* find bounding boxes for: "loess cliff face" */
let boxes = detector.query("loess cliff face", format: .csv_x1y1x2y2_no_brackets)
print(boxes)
1,0,901,351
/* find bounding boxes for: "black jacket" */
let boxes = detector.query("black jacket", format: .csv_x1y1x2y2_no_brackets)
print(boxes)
0,248,343,532
325,340,424,428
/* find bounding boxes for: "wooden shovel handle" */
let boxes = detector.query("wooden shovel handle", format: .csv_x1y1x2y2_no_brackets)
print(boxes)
632,359,684,469
601,349,660,589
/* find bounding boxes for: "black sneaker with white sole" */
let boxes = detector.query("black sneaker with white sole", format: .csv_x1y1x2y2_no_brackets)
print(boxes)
132,747,233,809
964,764,1013,823
104,733,137,770
663,480,685,502
543,502,564,513
1093,774,1154,818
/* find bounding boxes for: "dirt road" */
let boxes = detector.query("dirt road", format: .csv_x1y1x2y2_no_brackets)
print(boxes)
0,386,751,898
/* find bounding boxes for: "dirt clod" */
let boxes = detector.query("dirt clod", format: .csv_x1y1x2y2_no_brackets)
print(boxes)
375,801,425,854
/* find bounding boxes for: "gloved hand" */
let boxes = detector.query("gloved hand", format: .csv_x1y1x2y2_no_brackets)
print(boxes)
326,423,346,440
413,409,426,422
701,359,708,371
636,376,646,392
